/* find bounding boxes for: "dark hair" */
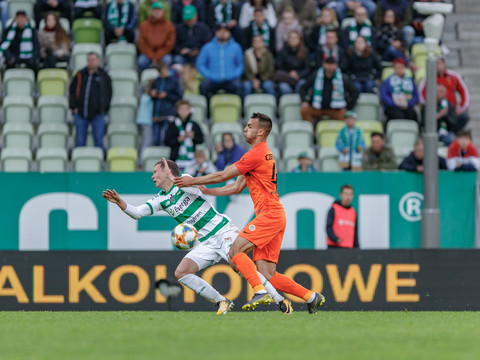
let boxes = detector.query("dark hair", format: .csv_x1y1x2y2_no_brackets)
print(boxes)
249,0,269,7
382,8,401,28
154,159,180,176
45,12,70,48
348,35,372,58
222,132,235,143
155,60,169,71
341,184,354,193
457,130,471,139
371,132,384,139
253,6,264,14
288,30,306,60
87,51,100,58
251,112,272,137
176,99,191,110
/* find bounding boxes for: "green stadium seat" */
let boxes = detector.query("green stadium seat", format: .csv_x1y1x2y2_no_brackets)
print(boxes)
72,18,103,44
109,70,138,97
195,121,210,149
37,123,69,148
72,146,104,172
140,68,159,88
107,123,138,148
36,147,68,172
410,43,442,64
141,146,171,170
107,147,138,172
37,96,69,124
71,43,103,72
105,43,137,70
354,93,380,121
393,146,411,166
282,121,313,148
3,68,35,96
210,94,242,123
438,146,448,159
184,94,208,123
279,94,301,122
2,95,34,123
415,67,426,87
8,0,34,19
386,120,419,148
315,120,344,147
108,96,137,124
211,122,244,145
318,147,341,172
283,146,315,172
37,69,69,96
1,147,32,172
356,120,383,147
267,122,279,148
2,122,33,148
244,94,277,121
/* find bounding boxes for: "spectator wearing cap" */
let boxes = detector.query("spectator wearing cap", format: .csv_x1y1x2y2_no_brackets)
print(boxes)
171,0,207,25
0,11,40,71
341,6,374,52
138,0,171,24
399,137,447,173
173,5,211,65
291,151,316,173
300,56,359,123
446,130,480,172
243,34,275,98
137,2,176,70
380,57,418,122
336,110,365,170
104,0,137,45
196,23,243,100
73,0,102,19
242,7,275,55
362,132,397,170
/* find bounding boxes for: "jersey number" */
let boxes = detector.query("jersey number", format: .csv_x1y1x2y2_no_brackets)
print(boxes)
271,163,277,185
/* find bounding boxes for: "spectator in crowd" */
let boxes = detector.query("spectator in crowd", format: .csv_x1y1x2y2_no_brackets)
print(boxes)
300,56,359,123
239,0,277,29
173,5,211,65
346,35,381,93
362,132,397,170
184,149,217,176
171,0,207,25
210,0,240,38
307,7,338,53
446,130,480,172
138,0,171,24
275,30,310,96
336,110,365,170
326,184,359,249
150,62,183,146
335,0,376,22
69,52,112,152
419,57,470,133
426,83,456,147
276,0,317,34
275,6,302,53
312,28,347,71
243,34,276,98
0,11,40,71
242,7,275,55
196,23,243,99
399,137,447,172
104,0,136,45
38,12,70,68
136,79,155,166
165,100,204,170
373,0,414,47
291,151,316,173
380,57,418,122
374,9,409,64
215,132,246,170
73,0,102,19
34,0,72,27
137,2,176,70
341,6,373,51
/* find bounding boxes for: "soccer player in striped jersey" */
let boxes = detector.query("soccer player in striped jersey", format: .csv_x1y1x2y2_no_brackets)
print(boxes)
103,159,284,315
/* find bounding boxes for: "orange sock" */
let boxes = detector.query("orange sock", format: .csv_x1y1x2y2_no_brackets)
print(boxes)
232,253,264,292
270,272,313,302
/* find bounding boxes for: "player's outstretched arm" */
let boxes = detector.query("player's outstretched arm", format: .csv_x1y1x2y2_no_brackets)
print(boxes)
103,189,152,220
200,175,247,197
174,164,242,187
103,189,127,211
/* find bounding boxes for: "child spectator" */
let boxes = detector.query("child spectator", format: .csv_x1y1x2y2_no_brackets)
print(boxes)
136,79,155,166
291,151,316,173
336,111,365,170
399,138,447,173
184,149,217,176
446,131,480,172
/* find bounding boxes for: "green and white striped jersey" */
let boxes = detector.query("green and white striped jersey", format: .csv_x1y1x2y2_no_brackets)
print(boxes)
146,184,231,243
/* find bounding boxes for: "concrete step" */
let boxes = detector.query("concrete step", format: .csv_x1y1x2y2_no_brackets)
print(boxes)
454,0,480,14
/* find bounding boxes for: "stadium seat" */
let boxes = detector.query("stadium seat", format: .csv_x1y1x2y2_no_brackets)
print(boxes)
356,120,384,147
107,123,138,148
393,146,412,166
267,121,279,148
386,120,419,148
438,146,448,159
1,147,32,172
3,68,35,97
37,123,69,148
196,121,210,147
140,68,159,88
141,146,171,170
71,43,103,72
2,122,33,148
37,69,69,96
415,67,426,87
72,18,102,44
36,147,68,172
244,94,277,121
381,67,413,81
210,94,242,123
269,145,281,165
282,121,313,148
39,17,70,34
279,94,301,122
37,96,69,124
184,94,208,123
283,146,315,172
108,96,137,124
107,147,138,172
410,43,442,64
105,43,137,70
109,70,138,97
72,127,95,147
354,93,380,121
2,96,34,123
315,120,344,147
211,122,244,145
72,146,104,172
318,147,341,172
8,0,34,19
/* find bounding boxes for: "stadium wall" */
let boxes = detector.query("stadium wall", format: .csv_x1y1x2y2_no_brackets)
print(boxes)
0,172,475,250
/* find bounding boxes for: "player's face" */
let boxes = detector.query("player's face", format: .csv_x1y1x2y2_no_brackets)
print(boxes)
151,164,168,189
243,118,261,143
340,189,354,207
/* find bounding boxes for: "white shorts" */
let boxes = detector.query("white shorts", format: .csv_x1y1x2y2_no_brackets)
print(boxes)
184,223,239,271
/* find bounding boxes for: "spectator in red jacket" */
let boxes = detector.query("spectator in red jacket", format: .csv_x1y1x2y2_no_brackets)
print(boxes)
419,57,470,133
446,130,480,172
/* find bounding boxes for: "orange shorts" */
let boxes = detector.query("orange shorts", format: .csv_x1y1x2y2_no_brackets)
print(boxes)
240,210,286,264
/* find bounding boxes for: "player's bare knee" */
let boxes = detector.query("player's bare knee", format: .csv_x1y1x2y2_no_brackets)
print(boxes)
175,267,191,280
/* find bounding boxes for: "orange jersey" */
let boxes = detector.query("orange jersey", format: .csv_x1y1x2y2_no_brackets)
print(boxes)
235,141,283,215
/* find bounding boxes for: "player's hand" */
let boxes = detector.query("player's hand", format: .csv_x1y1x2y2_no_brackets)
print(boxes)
103,189,121,204
174,175,195,188
198,185,210,194
162,157,174,182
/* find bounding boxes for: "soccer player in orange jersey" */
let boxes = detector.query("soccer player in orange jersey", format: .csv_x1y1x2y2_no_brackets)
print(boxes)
174,113,325,314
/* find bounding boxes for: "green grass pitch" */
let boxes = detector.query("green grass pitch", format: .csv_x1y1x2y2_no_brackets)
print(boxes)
2,311,480,360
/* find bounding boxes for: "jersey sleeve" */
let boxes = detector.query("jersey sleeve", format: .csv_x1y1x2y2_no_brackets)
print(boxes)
146,194,164,215
234,148,263,175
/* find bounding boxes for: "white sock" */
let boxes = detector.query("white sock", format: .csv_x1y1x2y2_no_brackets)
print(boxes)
307,292,316,303
257,271,285,304
178,274,225,303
